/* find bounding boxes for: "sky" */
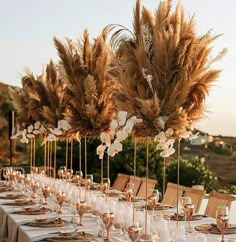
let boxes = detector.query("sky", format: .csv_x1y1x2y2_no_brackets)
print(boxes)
0,0,236,137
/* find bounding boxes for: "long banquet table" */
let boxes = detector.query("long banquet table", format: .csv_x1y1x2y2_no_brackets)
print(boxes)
1,178,236,242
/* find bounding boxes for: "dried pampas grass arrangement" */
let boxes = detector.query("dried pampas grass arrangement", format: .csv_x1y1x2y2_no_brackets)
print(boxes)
54,29,116,137
107,0,226,137
9,61,65,130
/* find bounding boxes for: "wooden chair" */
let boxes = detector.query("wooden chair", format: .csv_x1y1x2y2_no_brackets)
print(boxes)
204,192,235,218
128,176,142,196
162,182,185,207
112,173,129,191
184,186,206,213
136,177,157,198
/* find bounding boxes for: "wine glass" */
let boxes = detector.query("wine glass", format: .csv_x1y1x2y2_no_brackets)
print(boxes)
180,196,194,233
216,206,229,242
123,183,134,203
85,174,93,190
102,212,114,241
147,189,159,216
67,169,73,180
41,185,51,205
76,200,87,226
56,191,66,213
101,178,111,195
128,224,142,242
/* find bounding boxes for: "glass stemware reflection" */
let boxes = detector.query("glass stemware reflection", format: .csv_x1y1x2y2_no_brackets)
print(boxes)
123,183,134,203
56,191,66,213
147,189,159,215
128,224,142,242
85,174,93,190
41,185,51,205
102,212,114,241
31,180,39,198
100,178,111,195
216,206,229,242
180,196,194,233
76,201,87,226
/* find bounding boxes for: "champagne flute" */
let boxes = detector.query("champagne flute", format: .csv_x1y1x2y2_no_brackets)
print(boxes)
180,196,194,233
123,183,134,203
216,206,229,242
147,189,159,216
85,174,93,190
101,178,111,195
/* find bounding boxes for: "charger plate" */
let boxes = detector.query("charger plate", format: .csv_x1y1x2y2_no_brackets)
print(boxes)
14,207,52,215
170,214,202,221
26,218,69,228
195,224,236,234
45,231,94,242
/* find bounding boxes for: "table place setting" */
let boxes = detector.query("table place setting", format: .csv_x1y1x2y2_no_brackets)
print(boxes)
24,217,70,228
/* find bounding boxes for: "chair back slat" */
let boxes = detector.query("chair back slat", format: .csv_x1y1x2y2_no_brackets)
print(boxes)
184,187,205,213
136,178,157,198
112,173,129,191
162,182,185,207
204,192,234,218
128,176,142,196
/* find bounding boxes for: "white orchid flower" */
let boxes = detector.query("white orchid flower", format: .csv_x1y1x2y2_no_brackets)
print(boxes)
20,134,29,143
10,134,17,140
47,133,56,141
165,128,174,137
27,125,34,133
107,142,122,157
116,129,128,141
96,144,106,159
154,131,167,142
158,116,168,130
39,125,46,134
34,121,41,130
58,119,71,130
117,111,127,126
33,129,41,135
160,147,175,157
124,119,135,132
166,138,175,146
100,132,111,147
156,142,169,150
110,120,118,131
26,133,35,138
50,128,63,136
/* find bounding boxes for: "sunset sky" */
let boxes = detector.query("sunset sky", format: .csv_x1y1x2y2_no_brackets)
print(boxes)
1,0,235,136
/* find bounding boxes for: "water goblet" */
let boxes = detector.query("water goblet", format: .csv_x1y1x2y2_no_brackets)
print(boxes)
41,185,51,205
100,178,111,195
123,183,134,203
56,191,66,213
147,189,160,215
102,212,114,241
76,200,87,226
85,174,93,190
180,196,194,233
128,224,142,242
216,205,229,242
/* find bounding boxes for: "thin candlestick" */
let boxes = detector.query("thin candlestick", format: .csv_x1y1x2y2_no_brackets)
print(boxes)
133,137,137,224
79,140,81,171
70,139,73,170
107,153,109,180
145,140,149,241
101,158,103,183
44,141,47,174
50,141,53,177
162,157,166,215
33,137,36,167
176,139,181,228
85,137,87,178
65,136,68,170
54,140,57,179
30,138,33,173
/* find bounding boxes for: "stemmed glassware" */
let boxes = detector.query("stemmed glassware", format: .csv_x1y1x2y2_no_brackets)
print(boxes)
128,224,142,242
76,200,87,226
147,189,159,215
180,196,194,233
102,212,114,241
56,191,66,213
100,178,111,195
216,206,229,242
85,174,93,190
123,183,134,203
41,185,51,205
